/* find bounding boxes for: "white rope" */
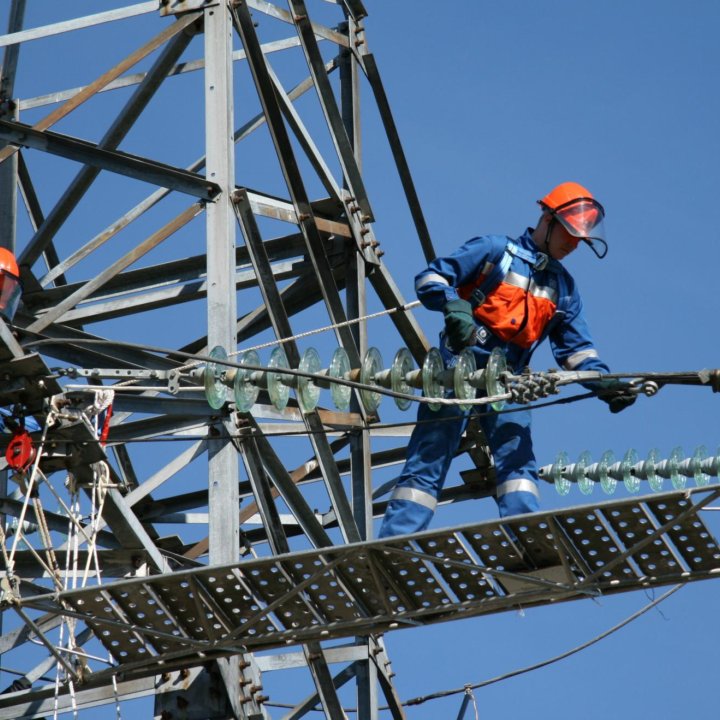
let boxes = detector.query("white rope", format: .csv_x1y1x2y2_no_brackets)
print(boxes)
470,689,480,720
238,300,422,354
54,404,114,720
52,641,62,720
64,378,510,409
67,674,78,720
170,299,423,375
112,672,122,719
53,483,80,720
96,300,423,393
81,462,110,585
15,535,62,591
0,525,10,572
40,471,100,555
8,414,53,570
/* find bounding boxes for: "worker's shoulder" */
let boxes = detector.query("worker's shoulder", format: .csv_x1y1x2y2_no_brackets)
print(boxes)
457,233,512,256
550,261,580,297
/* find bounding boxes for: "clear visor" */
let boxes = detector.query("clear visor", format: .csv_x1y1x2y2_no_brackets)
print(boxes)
0,270,22,321
553,198,605,240
552,198,608,258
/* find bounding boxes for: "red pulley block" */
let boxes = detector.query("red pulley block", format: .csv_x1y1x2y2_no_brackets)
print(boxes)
5,430,36,472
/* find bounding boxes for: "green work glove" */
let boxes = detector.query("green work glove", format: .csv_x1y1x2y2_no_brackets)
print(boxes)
443,299,476,353
597,380,637,414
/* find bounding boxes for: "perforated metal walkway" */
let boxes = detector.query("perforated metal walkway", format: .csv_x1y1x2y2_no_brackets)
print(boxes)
18,486,720,682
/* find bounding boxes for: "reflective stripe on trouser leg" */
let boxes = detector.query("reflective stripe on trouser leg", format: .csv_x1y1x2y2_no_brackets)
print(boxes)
378,400,469,538
477,405,541,517
495,477,540,517
390,486,438,511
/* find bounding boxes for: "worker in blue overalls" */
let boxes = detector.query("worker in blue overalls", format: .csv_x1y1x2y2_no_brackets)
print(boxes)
379,182,636,537
0,247,40,435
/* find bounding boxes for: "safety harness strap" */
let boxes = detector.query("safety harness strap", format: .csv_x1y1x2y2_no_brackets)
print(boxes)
469,241,549,309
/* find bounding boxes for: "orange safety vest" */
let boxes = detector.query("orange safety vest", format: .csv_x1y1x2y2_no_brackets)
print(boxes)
457,243,558,349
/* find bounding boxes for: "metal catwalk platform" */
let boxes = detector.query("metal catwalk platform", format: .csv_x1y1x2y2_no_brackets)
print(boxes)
0,3,717,718
9,486,719,687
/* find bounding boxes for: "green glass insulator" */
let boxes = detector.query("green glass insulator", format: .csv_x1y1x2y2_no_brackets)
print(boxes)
575,450,594,495
267,346,291,411
691,445,710,487
204,345,228,409
622,448,640,494
712,447,720,479
669,446,686,490
234,349,260,412
553,451,571,496
360,347,383,413
297,347,321,413
391,347,414,411
422,347,444,412
454,348,477,411
646,448,663,492
328,347,351,411
485,347,507,412
598,450,617,495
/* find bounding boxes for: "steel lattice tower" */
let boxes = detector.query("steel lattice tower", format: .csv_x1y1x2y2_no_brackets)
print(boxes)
0,2,435,717
1,4,720,720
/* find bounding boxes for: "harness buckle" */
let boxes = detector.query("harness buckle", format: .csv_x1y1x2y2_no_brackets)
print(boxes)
469,288,486,308
534,252,549,271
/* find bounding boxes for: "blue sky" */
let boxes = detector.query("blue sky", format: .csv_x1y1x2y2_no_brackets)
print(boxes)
5,1,720,718
362,3,720,718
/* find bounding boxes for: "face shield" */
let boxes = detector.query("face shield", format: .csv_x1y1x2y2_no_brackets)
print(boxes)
0,270,22,321
551,197,607,258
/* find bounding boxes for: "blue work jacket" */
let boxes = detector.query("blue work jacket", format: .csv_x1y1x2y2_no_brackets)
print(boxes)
414,229,611,374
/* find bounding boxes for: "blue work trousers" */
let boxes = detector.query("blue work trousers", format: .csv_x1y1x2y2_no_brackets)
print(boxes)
378,400,541,538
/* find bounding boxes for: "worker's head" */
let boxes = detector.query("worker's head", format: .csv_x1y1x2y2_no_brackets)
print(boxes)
0,248,22,321
535,182,607,260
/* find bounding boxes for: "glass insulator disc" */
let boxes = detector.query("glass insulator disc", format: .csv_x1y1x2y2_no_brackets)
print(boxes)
669,446,686,490
454,348,477,411
204,345,228,409
552,451,571,496
359,347,383,413
297,347,321,413
422,347,444,412
646,448,663,492
328,347,351,411
575,450,594,495
267,346,291,411
599,450,617,495
234,349,260,412
391,347,414,411
485,347,507,412
692,445,710,487
622,448,640,493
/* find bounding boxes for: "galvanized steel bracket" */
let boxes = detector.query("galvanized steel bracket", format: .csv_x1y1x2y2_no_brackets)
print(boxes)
159,0,219,17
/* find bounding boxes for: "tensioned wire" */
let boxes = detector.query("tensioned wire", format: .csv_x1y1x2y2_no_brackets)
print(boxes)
62,391,597,446
261,584,683,713
22,335,671,412
27,334,503,408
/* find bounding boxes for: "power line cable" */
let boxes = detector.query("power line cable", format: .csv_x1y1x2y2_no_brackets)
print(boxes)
13,391,594,447
404,583,683,707
262,583,683,714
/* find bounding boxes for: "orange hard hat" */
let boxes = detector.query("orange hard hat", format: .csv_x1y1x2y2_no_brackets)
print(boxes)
0,247,18,277
538,182,608,258
539,182,596,211
0,248,21,320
